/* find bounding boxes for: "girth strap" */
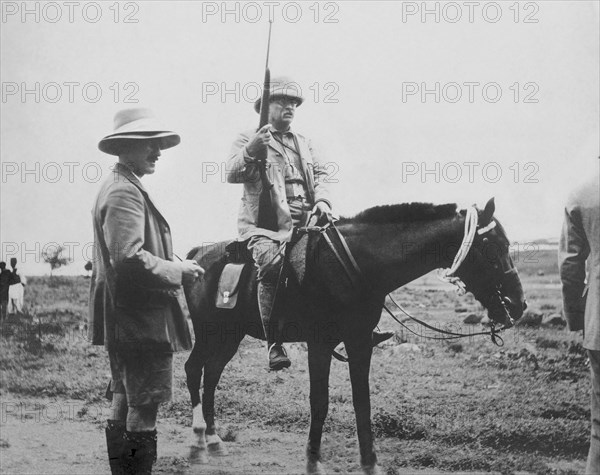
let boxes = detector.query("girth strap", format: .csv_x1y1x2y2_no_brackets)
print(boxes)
330,225,362,279
321,227,362,289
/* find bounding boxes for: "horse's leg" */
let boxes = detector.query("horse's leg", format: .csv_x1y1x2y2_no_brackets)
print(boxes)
345,336,381,475
306,340,333,475
202,334,244,456
185,344,209,464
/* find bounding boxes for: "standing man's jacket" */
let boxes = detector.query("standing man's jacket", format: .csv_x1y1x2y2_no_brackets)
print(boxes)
226,129,331,243
88,163,192,352
559,172,600,349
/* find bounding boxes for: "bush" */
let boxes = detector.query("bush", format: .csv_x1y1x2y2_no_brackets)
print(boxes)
447,343,463,353
46,276,77,288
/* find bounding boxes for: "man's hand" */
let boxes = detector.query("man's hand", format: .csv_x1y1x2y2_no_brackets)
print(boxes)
245,124,272,158
181,260,205,283
309,201,334,226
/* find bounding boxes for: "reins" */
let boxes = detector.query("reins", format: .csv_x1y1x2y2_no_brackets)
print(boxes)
383,293,505,346
298,207,509,348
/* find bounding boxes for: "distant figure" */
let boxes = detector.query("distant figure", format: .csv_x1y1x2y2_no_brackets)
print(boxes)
559,171,600,474
0,262,11,320
8,258,26,315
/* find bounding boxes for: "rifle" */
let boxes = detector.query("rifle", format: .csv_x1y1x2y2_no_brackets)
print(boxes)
256,20,279,232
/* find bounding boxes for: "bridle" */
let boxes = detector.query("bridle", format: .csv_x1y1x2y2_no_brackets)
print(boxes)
437,206,489,294
436,206,515,329
382,205,517,347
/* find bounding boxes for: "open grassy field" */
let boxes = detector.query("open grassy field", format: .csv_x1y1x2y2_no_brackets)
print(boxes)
0,249,590,474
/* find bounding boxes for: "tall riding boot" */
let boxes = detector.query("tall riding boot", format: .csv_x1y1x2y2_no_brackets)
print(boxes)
372,330,395,346
121,430,157,475
258,280,290,371
105,420,126,475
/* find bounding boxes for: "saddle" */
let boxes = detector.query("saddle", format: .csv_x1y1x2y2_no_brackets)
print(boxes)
215,231,309,310
214,224,362,310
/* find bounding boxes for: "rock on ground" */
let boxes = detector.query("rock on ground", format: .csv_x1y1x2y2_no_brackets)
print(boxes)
515,310,544,327
463,314,483,324
541,313,567,328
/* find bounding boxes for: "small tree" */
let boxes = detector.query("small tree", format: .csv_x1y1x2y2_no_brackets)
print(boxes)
41,245,70,276
84,260,93,277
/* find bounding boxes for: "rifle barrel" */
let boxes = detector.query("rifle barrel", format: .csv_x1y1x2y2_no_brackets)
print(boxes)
265,20,273,69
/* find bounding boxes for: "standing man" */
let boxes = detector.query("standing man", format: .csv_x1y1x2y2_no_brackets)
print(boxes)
90,108,203,474
0,262,11,321
559,170,600,474
227,77,391,370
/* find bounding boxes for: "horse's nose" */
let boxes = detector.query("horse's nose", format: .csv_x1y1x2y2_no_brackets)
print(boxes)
504,296,526,320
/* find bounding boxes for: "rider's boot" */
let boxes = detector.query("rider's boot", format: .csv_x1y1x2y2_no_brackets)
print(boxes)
258,279,291,371
372,330,395,346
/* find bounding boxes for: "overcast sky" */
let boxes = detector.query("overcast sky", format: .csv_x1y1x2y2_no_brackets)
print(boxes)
1,1,599,275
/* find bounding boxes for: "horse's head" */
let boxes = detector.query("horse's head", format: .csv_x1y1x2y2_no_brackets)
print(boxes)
454,198,526,327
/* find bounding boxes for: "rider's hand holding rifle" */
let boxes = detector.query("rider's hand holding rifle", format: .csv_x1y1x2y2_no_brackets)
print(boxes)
246,124,272,158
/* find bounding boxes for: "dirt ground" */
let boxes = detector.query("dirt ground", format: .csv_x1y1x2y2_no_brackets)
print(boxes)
0,398,468,475
0,394,586,475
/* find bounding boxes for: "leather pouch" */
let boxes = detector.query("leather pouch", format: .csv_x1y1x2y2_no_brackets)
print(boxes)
216,263,246,309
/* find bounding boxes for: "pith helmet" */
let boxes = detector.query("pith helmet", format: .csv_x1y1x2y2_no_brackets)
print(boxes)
98,108,181,156
254,76,304,113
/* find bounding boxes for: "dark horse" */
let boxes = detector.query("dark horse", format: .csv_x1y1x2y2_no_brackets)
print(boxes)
183,198,526,475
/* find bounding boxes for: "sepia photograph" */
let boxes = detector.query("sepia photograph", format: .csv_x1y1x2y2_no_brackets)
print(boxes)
1,1,599,473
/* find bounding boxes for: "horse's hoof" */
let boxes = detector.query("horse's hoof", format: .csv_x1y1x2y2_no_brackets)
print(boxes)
306,460,327,475
207,441,228,456
189,445,209,464
206,433,228,456
362,464,382,475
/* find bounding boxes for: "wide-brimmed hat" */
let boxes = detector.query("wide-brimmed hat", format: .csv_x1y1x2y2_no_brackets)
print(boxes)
98,108,181,156
254,76,304,113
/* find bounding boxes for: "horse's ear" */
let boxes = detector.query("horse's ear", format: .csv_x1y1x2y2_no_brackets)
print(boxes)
480,198,495,225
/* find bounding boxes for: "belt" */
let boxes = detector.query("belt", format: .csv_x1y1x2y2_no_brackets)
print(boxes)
285,181,307,201
287,195,307,203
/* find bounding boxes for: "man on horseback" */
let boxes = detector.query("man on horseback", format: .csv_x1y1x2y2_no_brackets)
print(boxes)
226,77,392,370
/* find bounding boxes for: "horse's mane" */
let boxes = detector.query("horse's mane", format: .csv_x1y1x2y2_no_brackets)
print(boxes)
338,202,458,224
